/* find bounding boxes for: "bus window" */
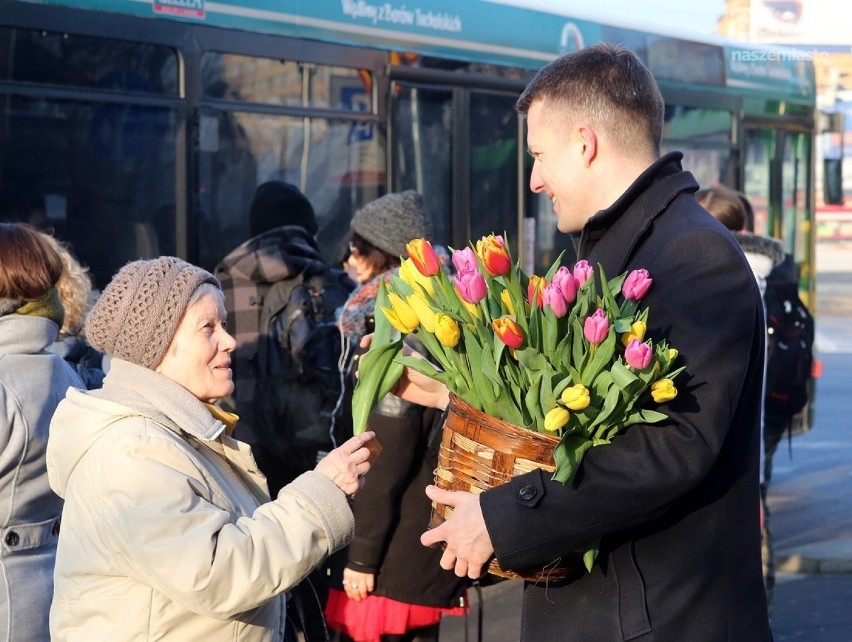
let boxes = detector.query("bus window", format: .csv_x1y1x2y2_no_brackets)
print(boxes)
470,92,520,249
0,26,178,96
781,131,812,279
196,109,384,270
391,85,453,249
201,53,373,113
745,128,775,238
391,85,524,259
0,96,178,288
676,148,732,192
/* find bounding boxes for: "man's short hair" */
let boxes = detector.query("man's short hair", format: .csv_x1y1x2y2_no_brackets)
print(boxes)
516,43,665,157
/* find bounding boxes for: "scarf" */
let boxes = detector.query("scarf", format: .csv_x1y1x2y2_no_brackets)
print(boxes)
336,269,395,348
204,402,240,436
6,287,65,327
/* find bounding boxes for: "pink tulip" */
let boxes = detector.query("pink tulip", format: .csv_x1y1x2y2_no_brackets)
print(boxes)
573,260,594,286
455,268,487,304
624,339,652,369
451,247,478,274
583,308,609,345
622,269,653,301
551,266,578,305
543,282,568,317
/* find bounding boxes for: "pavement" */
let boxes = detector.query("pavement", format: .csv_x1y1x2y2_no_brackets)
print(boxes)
771,241,852,576
438,240,852,641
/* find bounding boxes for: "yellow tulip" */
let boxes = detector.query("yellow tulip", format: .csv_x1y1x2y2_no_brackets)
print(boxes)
381,292,420,334
457,293,480,319
544,406,570,432
407,292,437,333
435,313,460,347
651,379,677,403
667,348,679,361
500,289,515,316
399,258,436,296
621,320,647,348
560,384,591,410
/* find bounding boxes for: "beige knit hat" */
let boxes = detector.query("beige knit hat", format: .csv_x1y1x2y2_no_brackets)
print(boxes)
86,257,220,370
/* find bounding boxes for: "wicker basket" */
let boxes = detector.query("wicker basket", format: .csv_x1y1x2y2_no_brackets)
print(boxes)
429,394,581,582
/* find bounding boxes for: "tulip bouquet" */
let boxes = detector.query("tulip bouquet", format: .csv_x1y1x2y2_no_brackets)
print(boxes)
352,234,684,488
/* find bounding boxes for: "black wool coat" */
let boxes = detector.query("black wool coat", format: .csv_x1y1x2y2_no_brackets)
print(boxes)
480,153,771,641
340,396,469,608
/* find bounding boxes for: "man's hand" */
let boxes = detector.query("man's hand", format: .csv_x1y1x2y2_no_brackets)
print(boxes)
420,485,494,578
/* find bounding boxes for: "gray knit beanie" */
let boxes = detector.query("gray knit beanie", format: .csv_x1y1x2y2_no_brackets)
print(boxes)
351,190,430,257
86,257,220,370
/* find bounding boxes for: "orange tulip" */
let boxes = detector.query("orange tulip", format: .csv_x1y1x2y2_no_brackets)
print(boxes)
492,316,524,349
406,238,441,276
476,234,511,277
527,275,546,308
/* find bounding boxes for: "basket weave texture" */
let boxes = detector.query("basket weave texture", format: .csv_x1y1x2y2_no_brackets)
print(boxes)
429,394,580,582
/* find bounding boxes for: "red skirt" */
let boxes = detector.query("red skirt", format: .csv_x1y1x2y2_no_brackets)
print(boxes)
324,588,468,642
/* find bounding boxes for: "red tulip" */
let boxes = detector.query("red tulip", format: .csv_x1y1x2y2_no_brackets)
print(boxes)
476,234,511,277
406,238,441,276
493,317,524,349
527,275,546,308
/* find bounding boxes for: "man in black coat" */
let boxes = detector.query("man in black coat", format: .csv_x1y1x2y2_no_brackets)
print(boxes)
400,43,771,640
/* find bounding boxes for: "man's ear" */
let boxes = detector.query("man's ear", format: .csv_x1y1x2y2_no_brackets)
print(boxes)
577,125,598,166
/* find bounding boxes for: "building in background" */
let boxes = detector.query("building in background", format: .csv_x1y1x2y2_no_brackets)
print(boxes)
719,0,851,238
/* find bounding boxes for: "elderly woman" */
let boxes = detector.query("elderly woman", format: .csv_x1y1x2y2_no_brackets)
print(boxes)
0,222,84,642
46,256,375,641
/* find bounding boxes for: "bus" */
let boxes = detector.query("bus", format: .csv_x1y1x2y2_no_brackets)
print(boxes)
0,0,817,300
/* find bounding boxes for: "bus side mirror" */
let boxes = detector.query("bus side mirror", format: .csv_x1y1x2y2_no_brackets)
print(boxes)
824,158,844,206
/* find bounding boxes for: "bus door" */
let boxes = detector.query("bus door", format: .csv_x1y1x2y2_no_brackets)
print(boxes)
743,126,814,302
389,69,556,272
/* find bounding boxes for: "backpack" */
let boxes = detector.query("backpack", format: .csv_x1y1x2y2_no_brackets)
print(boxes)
215,226,355,494
763,275,814,420
253,268,354,484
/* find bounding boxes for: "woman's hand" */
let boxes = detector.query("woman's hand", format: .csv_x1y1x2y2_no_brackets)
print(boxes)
314,432,376,496
359,334,450,410
341,568,375,602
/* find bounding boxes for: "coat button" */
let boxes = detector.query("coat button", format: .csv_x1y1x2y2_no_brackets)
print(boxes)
518,485,538,501
5,531,19,547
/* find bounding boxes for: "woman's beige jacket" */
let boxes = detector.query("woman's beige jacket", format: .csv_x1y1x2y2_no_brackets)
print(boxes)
46,358,353,641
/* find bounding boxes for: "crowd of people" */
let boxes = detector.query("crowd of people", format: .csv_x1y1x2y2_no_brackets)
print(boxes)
0,43,790,642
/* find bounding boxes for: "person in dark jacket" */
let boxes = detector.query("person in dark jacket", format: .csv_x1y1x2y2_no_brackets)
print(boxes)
393,44,771,640
325,192,467,642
